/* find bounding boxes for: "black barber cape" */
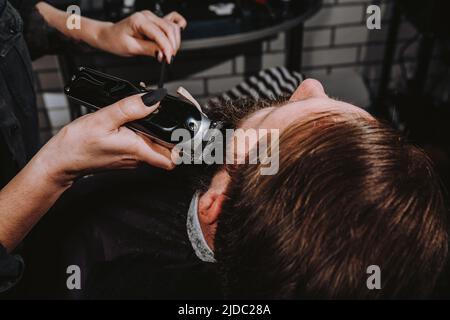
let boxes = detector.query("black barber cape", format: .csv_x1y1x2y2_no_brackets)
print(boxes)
21,165,222,299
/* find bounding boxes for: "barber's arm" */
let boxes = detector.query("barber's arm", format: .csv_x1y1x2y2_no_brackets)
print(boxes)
0,95,174,253
34,2,187,63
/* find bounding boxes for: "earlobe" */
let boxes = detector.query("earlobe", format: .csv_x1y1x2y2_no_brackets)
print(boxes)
198,169,231,228
209,194,226,223
199,191,226,225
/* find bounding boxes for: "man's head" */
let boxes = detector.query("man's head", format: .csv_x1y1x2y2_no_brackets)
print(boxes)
198,79,449,299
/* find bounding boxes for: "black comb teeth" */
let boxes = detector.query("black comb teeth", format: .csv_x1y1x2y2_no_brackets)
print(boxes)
158,60,166,89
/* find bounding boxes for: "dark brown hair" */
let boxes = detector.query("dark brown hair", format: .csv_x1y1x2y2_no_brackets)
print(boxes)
215,113,449,299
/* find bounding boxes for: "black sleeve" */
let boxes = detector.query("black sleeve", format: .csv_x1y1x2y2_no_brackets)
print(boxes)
0,243,24,293
9,0,76,60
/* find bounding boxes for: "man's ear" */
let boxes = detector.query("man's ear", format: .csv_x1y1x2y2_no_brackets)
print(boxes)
198,190,227,225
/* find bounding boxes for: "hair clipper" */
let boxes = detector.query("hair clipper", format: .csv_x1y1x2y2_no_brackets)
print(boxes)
64,67,220,156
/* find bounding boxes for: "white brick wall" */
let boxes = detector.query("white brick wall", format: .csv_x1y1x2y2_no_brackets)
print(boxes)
304,29,333,48
164,79,205,96
305,5,365,27
207,76,245,95
191,60,233,78
334,25,369,45
303,47,359,67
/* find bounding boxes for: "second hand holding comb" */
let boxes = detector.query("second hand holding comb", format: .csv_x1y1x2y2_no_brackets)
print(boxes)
141,57,169,106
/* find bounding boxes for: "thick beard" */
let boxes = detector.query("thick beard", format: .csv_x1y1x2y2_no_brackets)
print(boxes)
204,97,285,130
192,97,288,193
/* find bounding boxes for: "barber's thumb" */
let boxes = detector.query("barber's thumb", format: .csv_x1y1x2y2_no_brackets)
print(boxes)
105,94,159,129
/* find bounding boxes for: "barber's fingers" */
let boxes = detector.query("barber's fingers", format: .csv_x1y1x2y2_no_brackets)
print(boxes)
129,38,160,57
135,17,174,62
167,21,181,52
164,12,186,50
139,134,174,160
142,11,179,54
168,19,181,51
153,19,179,54
165,12,187,30
134,134,175,170
98,94,159,130
174,24,181,51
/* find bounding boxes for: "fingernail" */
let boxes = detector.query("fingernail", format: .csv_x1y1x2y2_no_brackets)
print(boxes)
166,161,175,170
142,88,167,106
157,51,163,62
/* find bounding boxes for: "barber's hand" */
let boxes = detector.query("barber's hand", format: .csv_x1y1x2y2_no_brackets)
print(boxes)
95,11,187,63
37,95,175,186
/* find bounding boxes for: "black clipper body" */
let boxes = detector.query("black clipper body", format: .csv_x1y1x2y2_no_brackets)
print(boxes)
64,67,213,150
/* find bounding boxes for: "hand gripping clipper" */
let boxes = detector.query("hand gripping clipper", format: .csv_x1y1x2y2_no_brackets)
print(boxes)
64,67,221,161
